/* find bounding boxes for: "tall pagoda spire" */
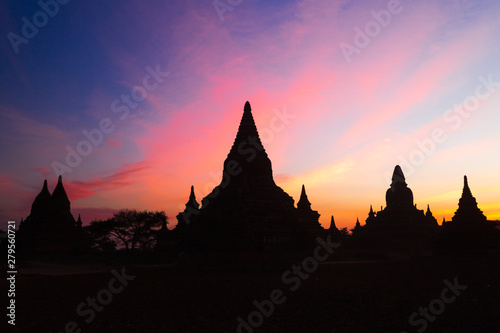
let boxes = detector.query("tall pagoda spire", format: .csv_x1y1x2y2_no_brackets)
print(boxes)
329,215,338,231
295,184,321,232
425,204,438,225
452,175,486,224
76,214,82,228
176,185,201,229
354,217,361,231
217,101,274,190
36,179,50,201
461,176,473,199
229,101,266,155
51,175,70,206
49,175,75,225
297,185,311,210
186,185,199,210
366,205,376,225
433,175,499,254
30,179,52,218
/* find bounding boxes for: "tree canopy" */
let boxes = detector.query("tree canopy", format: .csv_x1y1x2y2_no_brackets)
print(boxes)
85,209,167,252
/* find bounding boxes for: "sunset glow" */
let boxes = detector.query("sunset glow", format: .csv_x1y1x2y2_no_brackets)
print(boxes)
1,0,499,230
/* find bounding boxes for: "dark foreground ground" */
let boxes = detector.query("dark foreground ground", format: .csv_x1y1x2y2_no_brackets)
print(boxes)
3,255,500,333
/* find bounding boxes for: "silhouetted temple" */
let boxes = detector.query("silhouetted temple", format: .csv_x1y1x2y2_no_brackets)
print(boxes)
165,102,326,260
365,166,438,227
156,185,201,253
296,184,323,234
354,218,361,231
425,205,438,225
349,165,438,256
326,214,344,243
329,215,338,232
451,176,487,224
433,176,500,254
176,185,200,230
18,176,86,255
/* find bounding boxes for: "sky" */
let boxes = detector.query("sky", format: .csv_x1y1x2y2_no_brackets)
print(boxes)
1,0,499,231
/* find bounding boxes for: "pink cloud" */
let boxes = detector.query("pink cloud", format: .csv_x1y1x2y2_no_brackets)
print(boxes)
67,161,150,201
5,0,498,230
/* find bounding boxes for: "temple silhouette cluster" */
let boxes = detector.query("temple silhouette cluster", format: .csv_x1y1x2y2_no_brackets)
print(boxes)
18,176,86,255
156,101,499,258
17,101,500,259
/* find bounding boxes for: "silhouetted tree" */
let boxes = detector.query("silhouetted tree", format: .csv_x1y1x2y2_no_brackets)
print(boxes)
339,227,350,241
86,209,167,252
84,221,117,252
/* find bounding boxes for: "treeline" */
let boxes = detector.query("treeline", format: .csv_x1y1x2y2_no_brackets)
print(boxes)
84,209,167,253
